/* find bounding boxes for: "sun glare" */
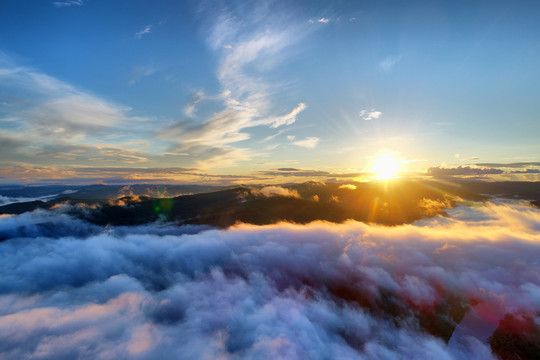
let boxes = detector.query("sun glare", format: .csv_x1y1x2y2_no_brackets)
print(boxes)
372,153,400,180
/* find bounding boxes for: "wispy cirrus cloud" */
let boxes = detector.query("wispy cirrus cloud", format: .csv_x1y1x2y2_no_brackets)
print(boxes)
379,56,401,71
292,136,319,148
159,3,312,168
455,153,480,161
308,17,330,24
183,90,207,117
135,25,152,39
128,65,157,85
269,103,306,128
53,0,83,7
261,129,290,143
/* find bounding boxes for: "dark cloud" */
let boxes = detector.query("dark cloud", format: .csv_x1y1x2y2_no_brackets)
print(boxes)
511,169,540,174
428,166,504,177
0,164,256,185
260,168,366,178
73,167,199,175
276,167,301,171
0,134,35,164
473,162,540,169
0,201,539,358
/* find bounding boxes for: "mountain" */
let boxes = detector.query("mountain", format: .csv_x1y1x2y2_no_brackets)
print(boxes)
1,180,538,228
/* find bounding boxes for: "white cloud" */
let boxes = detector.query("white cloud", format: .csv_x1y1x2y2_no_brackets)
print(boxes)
261,129,289,143
0,201,539,358
308,17,330,25
183,90,205,117
182,90,232,118
135,25,152,39
379,56,401,71
0,60,143,139
360,109,382,121
129,65,157,85
293,137,319,148
269,103,307,128
259,186,300,198
160,4,311,167
26,94,134,131
0,56,162,170
53,0,83,7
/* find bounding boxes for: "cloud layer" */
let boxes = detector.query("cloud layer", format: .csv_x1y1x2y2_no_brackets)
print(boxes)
0,201,539,359
428,166,504,177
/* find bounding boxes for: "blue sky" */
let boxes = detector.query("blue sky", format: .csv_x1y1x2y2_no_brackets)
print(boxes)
1,0,540,184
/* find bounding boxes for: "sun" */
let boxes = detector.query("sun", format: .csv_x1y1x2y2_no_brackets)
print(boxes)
371,153,400,180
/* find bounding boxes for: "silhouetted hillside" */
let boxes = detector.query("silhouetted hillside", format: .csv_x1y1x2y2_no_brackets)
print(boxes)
1,180,539,228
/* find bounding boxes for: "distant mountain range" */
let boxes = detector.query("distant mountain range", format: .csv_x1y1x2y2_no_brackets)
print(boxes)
1,180,539,228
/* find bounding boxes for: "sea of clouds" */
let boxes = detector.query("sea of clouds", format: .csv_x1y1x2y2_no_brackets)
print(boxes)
0,200,539,359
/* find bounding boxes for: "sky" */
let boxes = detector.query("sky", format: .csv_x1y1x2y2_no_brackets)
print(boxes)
1,0,540,184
